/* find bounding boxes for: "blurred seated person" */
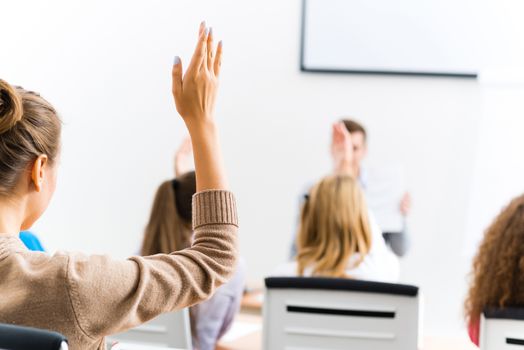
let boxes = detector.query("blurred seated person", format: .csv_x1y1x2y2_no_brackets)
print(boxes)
141,139,246,350
465,193,524,346
276,123,399,281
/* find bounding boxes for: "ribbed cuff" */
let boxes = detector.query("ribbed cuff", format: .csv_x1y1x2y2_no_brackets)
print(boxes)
192,190,238,228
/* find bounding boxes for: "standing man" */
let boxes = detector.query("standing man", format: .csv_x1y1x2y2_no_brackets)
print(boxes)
334,119,411,257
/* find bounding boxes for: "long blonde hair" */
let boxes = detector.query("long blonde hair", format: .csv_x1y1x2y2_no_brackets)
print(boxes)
140,171,196,256
296,175,372,277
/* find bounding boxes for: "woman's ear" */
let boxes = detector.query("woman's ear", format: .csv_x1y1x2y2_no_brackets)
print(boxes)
31,155,48,192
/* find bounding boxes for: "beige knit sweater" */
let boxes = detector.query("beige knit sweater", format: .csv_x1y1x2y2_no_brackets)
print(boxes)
0,190,238,350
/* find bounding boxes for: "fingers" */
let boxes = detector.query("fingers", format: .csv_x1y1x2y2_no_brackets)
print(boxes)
338,121,350,136
172,56,183,99
176,138,192,160
187,24,209,75
214,41,223,77
337,122,352,144
332,123,341,144
333,122,342,133
180,22,222,77
400,193,411,214
332,122,346,141
332,123,338,139
177,137,190,153
404,193,412,206
206,28,214,72
181,136,192,153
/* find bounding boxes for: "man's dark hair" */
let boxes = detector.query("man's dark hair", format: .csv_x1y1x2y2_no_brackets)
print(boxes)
341,119,367,142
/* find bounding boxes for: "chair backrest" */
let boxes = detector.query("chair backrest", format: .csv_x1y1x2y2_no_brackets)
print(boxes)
0,323,68,350
263,277,421,350
480,307,524,349
107,309,192,349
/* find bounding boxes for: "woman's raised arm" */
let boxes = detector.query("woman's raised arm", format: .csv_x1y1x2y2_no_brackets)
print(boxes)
172,22,226,191
59,23,238,345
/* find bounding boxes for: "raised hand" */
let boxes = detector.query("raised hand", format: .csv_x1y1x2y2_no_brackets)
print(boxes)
400,192,412,217
172,22,223,130
331,122,356,176
174,137,193,177
171,22,227,191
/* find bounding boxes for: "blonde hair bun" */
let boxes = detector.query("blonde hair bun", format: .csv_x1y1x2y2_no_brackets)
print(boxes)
0,79,23,134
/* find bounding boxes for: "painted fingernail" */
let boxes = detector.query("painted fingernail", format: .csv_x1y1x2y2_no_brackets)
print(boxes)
174,56,181,65
209,27,213,37
218,40,223,48
200,20,206,28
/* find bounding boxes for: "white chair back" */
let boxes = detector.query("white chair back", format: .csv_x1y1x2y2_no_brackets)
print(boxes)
263,277,421,350
480,308,524,349
108,309,192,349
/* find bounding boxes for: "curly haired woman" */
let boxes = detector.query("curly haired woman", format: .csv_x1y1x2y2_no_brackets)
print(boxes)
465,194,524,346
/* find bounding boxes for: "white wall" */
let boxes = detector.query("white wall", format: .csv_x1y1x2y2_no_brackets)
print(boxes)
1,0,523,339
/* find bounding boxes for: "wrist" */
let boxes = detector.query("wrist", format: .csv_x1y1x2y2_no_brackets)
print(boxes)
184,118,217,136
334,161,355,177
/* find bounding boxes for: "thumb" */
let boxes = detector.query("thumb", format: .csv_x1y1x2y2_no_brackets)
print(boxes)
337,121,349,135
172,56,183,100
331,123,339,140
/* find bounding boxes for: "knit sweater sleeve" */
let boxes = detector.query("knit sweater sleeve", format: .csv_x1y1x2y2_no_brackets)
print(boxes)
65,190,238,340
